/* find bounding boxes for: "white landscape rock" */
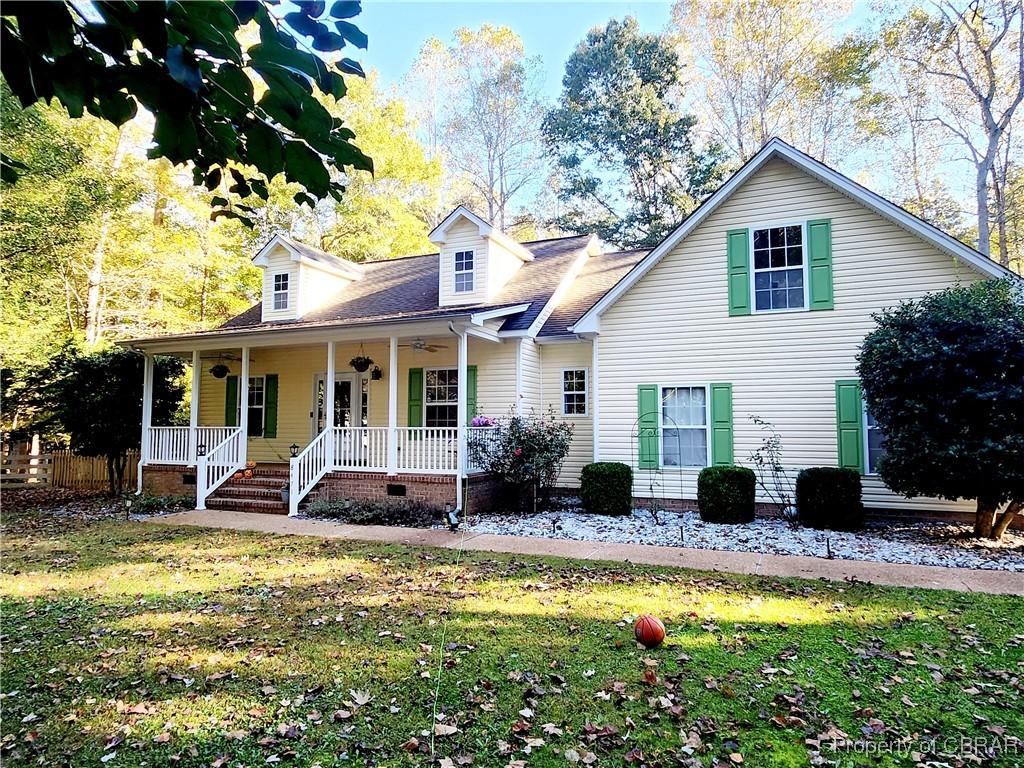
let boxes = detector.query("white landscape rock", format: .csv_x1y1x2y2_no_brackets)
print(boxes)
458,507,1024,572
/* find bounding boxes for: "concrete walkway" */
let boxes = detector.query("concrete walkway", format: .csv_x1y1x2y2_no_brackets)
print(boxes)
147,510,1024,596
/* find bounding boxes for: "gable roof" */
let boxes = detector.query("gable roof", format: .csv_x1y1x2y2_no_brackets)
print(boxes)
571,138,1016,333
428,205,535,262
252,234,364,281
218,234,594,335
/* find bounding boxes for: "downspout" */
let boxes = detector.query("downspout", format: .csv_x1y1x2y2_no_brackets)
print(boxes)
449,320,467,519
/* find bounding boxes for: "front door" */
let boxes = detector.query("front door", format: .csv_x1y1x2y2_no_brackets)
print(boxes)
312,373,368,437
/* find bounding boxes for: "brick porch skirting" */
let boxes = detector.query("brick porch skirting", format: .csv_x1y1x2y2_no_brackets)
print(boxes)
307,471,500,516
141,465,197,504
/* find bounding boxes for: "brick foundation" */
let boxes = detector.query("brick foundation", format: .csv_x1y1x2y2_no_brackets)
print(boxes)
307,471,499,516
141,465,197,504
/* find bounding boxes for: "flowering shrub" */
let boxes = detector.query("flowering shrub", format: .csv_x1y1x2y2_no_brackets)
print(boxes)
469,409,573,512
470,415,496,427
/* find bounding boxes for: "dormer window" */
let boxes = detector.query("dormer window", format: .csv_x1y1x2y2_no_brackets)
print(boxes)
454,250,474,293
273,273,289,310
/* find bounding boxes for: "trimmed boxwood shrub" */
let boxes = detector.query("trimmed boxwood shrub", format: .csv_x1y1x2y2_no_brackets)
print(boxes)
796,467,864,531
580,462,633,516
697,466,756,524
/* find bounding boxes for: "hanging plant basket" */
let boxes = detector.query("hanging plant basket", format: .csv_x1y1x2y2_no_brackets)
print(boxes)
210,363,230,379
350,355,373,373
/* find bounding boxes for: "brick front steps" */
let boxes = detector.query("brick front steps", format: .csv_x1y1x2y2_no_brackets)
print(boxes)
206,467,289,515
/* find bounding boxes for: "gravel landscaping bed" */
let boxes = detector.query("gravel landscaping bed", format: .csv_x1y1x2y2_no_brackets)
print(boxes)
458,507,1024,572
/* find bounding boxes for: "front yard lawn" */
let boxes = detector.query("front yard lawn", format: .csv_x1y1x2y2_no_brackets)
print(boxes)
1,508,1022,767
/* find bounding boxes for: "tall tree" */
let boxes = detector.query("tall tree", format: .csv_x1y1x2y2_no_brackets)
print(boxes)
882,0,1023,263
670,0,879,164
407,25,545,231
543,17,725,248
1,0,372,222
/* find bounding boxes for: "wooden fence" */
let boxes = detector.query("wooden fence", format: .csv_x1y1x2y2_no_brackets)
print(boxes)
2,450,139,491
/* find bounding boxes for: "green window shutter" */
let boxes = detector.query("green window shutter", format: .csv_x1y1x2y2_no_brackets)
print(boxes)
637,384,660,469
466,365,478,422
807,219,834,311
263,374,279,438
709,383,734,465
407,368,423,427
835,379,865,473
727,228,751,316
224,375,238,427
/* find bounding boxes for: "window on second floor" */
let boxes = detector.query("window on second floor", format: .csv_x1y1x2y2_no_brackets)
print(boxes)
753,224,805,312
454,250,474,293
272,273,289,310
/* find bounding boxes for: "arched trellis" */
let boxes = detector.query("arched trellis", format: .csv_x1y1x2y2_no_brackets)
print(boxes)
630,411,685,520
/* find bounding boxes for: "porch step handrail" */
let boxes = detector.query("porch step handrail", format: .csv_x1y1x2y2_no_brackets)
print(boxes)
289,428,333,516
196,428,244,510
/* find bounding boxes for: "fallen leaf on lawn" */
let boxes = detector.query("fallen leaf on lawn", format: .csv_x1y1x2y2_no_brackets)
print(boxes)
349,689,372,707
729,752,744,764
153,732,171,744
434,724,459,737
564,749,580,763
542,723,564,736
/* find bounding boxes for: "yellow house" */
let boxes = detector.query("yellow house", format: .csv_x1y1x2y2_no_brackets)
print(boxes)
127,139,1016,519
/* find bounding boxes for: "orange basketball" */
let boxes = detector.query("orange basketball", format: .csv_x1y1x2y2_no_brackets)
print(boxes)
633,614,666,648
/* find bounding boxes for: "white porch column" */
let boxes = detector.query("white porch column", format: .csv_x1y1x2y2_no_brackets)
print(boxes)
137,352,154,493
189,350,200,465
456,328,468,512
239,347,250,463
387,336,398,474
591,335,600,462
325,341,336,467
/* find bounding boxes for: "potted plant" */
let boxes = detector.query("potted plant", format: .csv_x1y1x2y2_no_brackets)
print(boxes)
349,355,373,373
280,483,289,504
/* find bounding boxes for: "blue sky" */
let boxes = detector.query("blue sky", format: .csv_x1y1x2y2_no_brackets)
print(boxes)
353,1,876,99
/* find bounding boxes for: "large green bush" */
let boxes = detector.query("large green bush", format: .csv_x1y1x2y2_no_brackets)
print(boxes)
696,466,756,524
580,462,633,516
796,467,864,531
858,279,1023,539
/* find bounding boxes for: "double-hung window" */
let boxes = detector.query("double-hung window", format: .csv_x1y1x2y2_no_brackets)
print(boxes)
562,369,588,415
272,273,289,310
239,376,265,437
660,386,708,467
425,369,458,427
753,225,805,311
864,408,887,474
454,250,474,293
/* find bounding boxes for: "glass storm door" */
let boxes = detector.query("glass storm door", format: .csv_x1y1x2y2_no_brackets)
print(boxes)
313,374,367,436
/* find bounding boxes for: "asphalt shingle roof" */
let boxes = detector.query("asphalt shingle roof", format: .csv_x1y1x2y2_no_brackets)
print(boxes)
538,249,648,336
220,234,596,333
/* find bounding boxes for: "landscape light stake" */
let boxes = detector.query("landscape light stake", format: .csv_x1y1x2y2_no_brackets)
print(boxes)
826,537,833,559
679,525,685,547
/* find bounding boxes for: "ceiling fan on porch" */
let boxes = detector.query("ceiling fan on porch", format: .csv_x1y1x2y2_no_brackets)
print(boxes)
399,338,448,353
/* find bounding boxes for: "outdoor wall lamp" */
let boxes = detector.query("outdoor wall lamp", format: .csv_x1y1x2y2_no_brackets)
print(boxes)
289,443,299,457
196,443,207,456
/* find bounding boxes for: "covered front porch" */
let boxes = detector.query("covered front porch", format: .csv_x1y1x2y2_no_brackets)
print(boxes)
136,317,513,515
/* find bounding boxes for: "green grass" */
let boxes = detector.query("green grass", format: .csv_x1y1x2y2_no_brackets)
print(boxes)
1,508,1022,767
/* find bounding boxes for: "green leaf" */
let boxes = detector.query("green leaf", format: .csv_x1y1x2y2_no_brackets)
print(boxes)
246,121,284,178
312,30,345,52
284,140,330,196
334,20,367,49
329,1,361,19
166,45,202,93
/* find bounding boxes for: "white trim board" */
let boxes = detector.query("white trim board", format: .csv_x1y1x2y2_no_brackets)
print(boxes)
571,138,1016,334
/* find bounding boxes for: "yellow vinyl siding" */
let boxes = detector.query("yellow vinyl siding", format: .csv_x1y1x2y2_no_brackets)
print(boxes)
196,338,521,463
518,338,543,414
540,341,594,487
598,157,981,512
259,246,299,322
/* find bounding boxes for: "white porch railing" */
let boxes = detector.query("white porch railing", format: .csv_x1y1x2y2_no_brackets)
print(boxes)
145,426,239,465
395,427,459,474
289,427,333,516
196,428,244,510
467,426,502,472
335,427,388,472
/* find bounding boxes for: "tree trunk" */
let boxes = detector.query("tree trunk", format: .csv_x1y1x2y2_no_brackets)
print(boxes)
106,454,119,496
975,161,992,257
992,500,1022,540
